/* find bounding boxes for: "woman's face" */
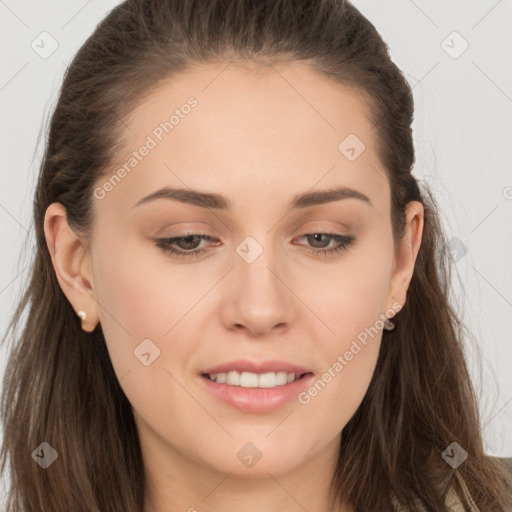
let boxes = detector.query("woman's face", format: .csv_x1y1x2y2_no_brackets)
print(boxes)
47,60,423,497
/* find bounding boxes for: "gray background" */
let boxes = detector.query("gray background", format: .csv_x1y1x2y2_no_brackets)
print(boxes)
1,0,511,498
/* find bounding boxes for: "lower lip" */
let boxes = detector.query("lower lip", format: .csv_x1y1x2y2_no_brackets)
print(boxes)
198,373,315,413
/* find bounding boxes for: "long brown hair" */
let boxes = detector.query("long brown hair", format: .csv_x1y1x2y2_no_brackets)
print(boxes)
1,1,511,511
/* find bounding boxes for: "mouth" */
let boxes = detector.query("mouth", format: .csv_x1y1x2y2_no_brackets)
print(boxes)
198,370,316,413
200,370,314,389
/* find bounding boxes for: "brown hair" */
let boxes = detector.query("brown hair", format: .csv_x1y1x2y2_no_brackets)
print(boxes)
1,1,511,511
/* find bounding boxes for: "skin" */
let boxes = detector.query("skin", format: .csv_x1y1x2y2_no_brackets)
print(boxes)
44,60,423,512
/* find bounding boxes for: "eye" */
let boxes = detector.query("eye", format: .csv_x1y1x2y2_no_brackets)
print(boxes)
295,232,355,257
153,232,355,259
154,234,217,259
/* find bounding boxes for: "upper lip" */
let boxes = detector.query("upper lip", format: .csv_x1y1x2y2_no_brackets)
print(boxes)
201,359,313,376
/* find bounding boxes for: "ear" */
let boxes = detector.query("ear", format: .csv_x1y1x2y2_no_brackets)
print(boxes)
386,200,424,314
43,202,99,333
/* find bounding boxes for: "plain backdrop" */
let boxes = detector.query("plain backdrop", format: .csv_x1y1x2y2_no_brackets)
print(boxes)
1,0,511,499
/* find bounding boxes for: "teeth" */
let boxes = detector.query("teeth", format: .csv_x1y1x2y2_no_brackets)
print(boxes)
207,371,300,388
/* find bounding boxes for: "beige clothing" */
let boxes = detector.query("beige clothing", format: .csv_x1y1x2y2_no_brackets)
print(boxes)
392,457,512,512
391,478,479,512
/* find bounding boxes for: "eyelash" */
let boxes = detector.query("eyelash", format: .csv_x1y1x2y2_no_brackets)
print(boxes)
153,232,355,259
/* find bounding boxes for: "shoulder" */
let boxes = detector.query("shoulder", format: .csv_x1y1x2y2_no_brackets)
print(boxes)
392,456,512,511
488,455,512,502
490,455,512,475
466,456,512,512
445,455,512,512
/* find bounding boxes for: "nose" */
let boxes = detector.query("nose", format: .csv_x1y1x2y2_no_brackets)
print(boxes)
220,244,295,338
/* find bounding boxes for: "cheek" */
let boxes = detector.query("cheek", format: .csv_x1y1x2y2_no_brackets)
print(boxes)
301,312,383,439
90,227,216,391
298,236,392,427
90,236,198,425
308,238,393,340
90,230,173,371
92,229,193,336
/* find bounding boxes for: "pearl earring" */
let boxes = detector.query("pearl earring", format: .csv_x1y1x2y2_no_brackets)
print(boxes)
383,318,395,331
77,310,87,329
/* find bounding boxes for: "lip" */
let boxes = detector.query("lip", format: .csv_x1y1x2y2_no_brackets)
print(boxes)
200,359,313,376
198,372,315,413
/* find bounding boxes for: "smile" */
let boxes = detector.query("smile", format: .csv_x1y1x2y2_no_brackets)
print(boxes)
199,372,314,413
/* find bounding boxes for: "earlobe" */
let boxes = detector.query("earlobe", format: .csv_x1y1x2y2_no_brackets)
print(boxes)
43,202,99,332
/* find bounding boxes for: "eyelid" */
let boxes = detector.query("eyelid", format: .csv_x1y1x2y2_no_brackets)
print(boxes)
298,220,350,232
293,225,350,242
154,222,220,237
155,222,351,245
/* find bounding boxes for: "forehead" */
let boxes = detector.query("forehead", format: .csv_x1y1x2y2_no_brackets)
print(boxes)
122,59,376,146
101,60,389,213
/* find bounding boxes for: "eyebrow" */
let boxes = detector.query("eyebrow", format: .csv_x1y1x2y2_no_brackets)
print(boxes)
132,185,372,210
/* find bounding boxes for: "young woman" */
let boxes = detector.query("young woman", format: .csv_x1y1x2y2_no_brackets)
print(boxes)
1,1,511,511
